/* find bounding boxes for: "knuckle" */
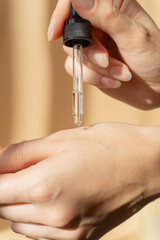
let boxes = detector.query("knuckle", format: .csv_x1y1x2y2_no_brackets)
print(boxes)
55,211,71,227
137,25,152,44
10,221,19,234
6,143,24,163
29,183,52,202
102,3,119,23
52,207,76,227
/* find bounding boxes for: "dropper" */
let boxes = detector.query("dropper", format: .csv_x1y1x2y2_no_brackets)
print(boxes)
63,3,92,126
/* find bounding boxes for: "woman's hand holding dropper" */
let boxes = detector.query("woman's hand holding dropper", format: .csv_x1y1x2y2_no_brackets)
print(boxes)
48,0,160,109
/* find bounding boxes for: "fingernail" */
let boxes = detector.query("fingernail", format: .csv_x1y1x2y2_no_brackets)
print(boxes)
110,66,132,81
47,18,56,42
101,77,121,88
73,0,96,10
88,49,109,68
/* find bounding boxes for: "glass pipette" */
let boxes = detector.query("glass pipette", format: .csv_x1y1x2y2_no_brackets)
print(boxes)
63,3,92,126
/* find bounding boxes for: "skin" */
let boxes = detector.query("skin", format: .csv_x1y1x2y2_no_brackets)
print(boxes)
48,0,160,109
0,1,160,239
0,123,160,240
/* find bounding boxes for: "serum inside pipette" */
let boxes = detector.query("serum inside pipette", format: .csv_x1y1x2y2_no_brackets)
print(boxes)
72,44,83,127
73,91,83,126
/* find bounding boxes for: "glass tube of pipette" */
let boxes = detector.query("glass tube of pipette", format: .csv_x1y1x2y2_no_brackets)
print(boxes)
73,44,83,127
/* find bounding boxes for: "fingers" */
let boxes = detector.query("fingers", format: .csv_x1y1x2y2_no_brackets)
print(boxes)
10,221,84,240
0,157,56,204
65,35,132,82
71,0,137,37
70,0,153,45
0,139,59,204
64,35,132,88
0,173,30,204
0,167,36,204
0,139,48,174
0,203,35,223
65,55,122,89
0,203,74,228
65,47,132,82
114,0,158,31
48,0,70,41
82,35,110,69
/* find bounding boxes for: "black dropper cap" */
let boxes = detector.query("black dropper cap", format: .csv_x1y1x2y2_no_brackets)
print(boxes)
63,3,92,48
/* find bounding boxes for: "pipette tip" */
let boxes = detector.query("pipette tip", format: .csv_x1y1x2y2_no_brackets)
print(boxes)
74,115,82,127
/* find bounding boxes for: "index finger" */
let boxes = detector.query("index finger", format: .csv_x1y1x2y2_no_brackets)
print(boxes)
0,159,50,204
0,171,32,204
48,0,70,41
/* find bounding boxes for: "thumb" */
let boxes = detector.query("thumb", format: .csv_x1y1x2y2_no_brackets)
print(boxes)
0,139,49,174
71,0,150,46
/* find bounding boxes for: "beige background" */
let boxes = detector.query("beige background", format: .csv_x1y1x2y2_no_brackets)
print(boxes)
0,0,160,239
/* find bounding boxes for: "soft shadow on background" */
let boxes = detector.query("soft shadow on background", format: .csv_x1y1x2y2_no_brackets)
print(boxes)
0,0,160,239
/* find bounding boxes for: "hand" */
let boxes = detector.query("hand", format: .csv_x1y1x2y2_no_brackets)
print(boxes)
48,0,160,110
0,123,160,240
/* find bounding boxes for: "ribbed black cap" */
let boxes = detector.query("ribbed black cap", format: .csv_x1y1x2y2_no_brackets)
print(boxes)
63,3,92,48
